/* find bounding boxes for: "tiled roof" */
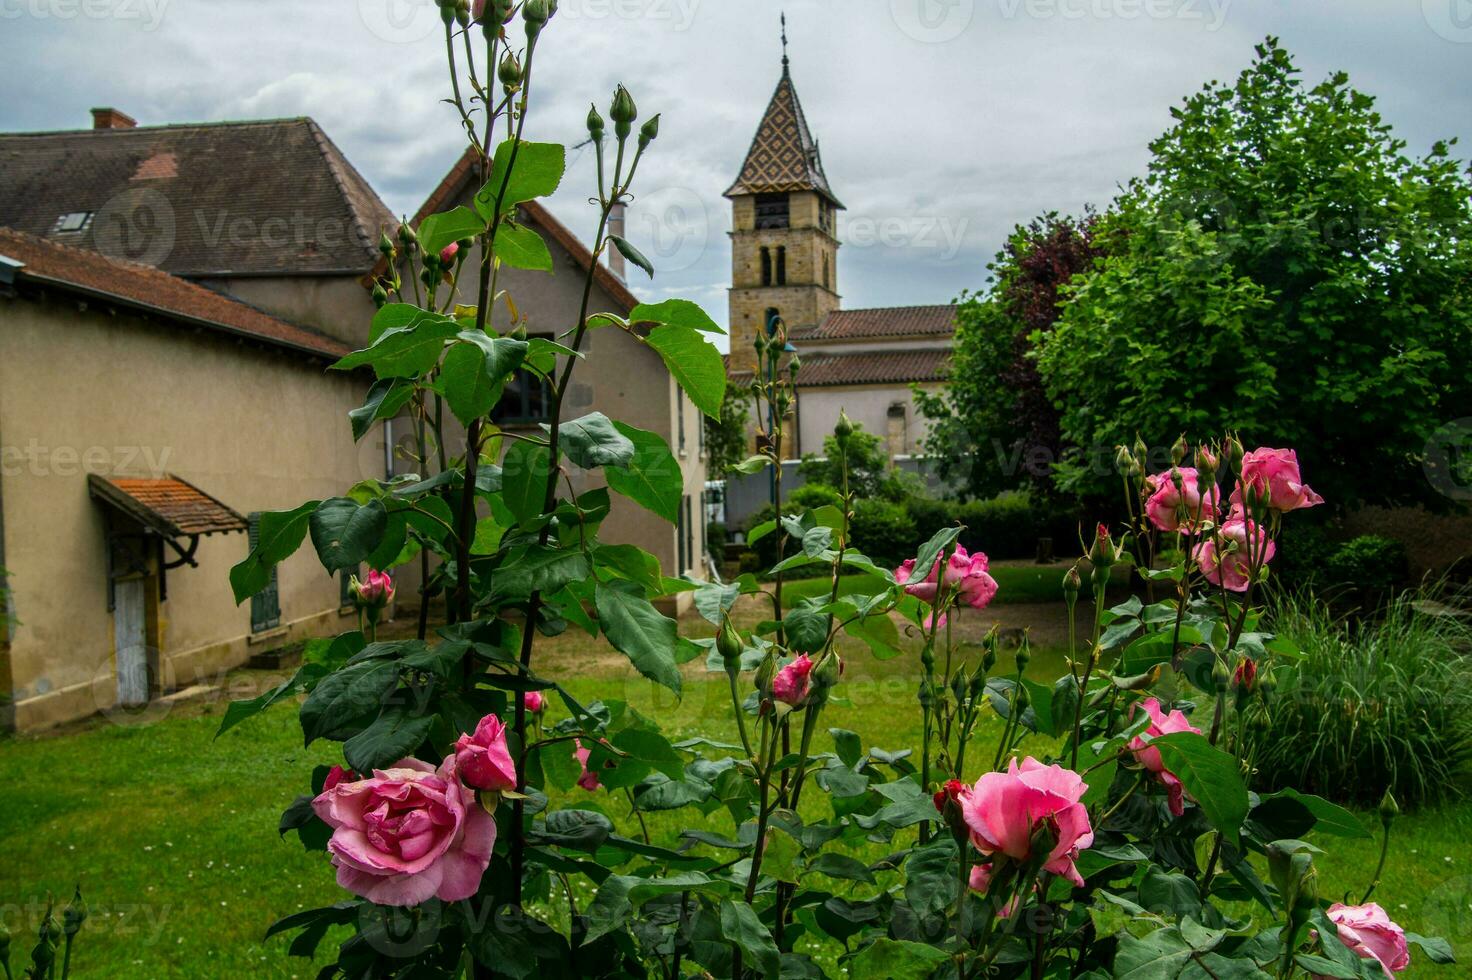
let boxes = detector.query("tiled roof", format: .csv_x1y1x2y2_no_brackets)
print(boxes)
388,147,638,313
726,347,950,388
0,228,350,359
88,474,247,537
724,67,841,206
0,118,395,276
792,304,958,342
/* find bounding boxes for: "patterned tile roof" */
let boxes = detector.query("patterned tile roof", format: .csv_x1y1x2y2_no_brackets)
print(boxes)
0,118,395,277
724,68,841,206
88,474,247,537
0,228,350,359
791,304,958,342
727,347,950,388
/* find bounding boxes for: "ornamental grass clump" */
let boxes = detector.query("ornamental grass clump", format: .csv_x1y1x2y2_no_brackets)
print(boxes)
1248,585,1472,807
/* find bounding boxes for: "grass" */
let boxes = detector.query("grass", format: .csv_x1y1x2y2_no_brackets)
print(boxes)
3,603,1467,978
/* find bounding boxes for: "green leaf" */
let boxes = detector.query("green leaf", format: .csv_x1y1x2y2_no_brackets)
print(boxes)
474,139,566,219
343,707,434,773
555,412,635,469
629,298,724,335
501,440,551,525
609,234,653,278
349,378,414,441
595,579,681,695
718,900,779,979
904,838,959,918
230,501,319,604
299,660,400,744
368,302,423,343
333,313,459,379
495,222,553,271
603,421,683,522
493,545,592,598
416,206,485,255
809,852,876,884
848,938,952,980
1114,926,1195,979
441,342,502,424
732,454,769,475
645,325,724,418
1405,933,1456,965
1152,732,1249,847
309,498,388,574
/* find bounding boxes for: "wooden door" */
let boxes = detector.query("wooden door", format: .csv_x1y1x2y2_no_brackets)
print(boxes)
114,578,148,707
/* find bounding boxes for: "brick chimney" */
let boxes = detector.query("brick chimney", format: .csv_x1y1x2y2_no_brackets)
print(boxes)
91,107,137,130
606,201,626,281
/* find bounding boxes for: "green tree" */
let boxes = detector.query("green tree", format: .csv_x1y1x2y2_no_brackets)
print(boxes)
1038,38,1472,507
797,421,898,500
703,379,752,477
917,213,1104,499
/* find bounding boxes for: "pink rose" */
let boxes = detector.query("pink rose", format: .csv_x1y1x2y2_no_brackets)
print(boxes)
439,242,460,266
1323,903,1410,977
1128,697,1202,816
523,691,545,713
471,0,486,20
772,654,814,706
967,862,1021,918
312,756,495,907
1144,467,1220,533
352,569,394,608
453,713,517,792
323,765,356,791
1193,518,1275,593
1238,447,1324,513
960,757,1094,887
573,741,601,791
894,544,998,610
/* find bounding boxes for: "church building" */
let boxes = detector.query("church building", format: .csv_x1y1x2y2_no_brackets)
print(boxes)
724,45,955,462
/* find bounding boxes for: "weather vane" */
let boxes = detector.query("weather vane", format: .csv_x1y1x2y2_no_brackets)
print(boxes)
781,12,789,68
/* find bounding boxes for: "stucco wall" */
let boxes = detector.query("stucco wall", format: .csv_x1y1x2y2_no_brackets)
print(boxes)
197,273,378,349
0,291,382,730
795,383,943,460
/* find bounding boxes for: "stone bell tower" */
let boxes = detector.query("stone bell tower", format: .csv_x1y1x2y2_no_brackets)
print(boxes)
725,22,843,373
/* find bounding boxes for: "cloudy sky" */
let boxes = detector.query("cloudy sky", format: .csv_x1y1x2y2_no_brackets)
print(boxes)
4,0,1472,344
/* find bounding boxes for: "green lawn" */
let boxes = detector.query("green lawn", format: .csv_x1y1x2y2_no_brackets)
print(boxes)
777,560,1132,608
3,653,1467,977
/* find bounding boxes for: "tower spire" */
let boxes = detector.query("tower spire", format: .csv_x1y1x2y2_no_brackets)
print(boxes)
780,12,789,72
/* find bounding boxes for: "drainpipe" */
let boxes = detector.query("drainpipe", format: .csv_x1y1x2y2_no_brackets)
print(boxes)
0,413,12,732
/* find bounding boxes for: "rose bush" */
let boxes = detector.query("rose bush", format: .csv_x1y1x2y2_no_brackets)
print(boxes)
217,6,1454,977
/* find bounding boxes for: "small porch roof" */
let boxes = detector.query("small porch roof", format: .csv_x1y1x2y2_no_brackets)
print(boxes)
87,474,248,538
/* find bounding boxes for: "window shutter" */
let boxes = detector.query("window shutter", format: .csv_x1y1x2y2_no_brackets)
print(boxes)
248,513,281,633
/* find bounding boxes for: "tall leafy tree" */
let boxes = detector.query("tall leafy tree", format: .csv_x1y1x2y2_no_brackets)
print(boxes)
918,214,1104,499
1038,38,1472,507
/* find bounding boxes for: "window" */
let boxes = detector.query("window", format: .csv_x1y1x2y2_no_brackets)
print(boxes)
818,201,832,234
676,494,695,573
492,335,553,424
676,495,688,572
760,246,772,286
248,513,281,633
764,307,781,336
677,389,687,454
776,246,787,286
823,253,830,290
755,193,790,230
52,211,94,234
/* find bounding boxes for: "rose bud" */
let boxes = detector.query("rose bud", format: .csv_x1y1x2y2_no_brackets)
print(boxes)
454,713,518,792
1062,565,1081,608
62,887,87,939
638,113,661,151
351,569,394,609
1170,435,1188,465
439,242,460,266
586,103,605,140
1232,656,1257,693
397,220,417,248
378,231,396,258
610,84,637,138
499,52,522,89
1379,789,1400,826
371,282,388,309
716,613,744,678
771,654,815,707
523,690,545,713
523,0,550,38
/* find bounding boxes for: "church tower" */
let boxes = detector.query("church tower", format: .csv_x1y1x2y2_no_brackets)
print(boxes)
725,29,843,372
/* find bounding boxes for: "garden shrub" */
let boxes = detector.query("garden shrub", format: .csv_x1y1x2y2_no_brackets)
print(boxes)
705,521,727,558
787,483,843,510
847,498,916,568
1248,587,1472,807
1325,535,1409,593
904,491,1079,561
